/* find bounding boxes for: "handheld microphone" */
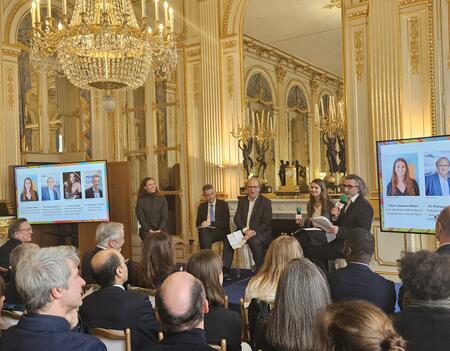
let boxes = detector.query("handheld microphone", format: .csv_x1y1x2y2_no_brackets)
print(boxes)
295,207,302,221
332,194,348,221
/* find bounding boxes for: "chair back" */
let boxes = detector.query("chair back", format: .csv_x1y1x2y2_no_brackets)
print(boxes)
127,285,157,306
240,298,250,342
224,295,229,309
83,283,100,295
209,339,226,351
91,328,131,351
0,266,8,273
0,310,23,330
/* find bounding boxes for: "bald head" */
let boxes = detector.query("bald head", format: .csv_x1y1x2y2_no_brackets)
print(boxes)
91,248,127,287
436,206,450,245
156,272,207,333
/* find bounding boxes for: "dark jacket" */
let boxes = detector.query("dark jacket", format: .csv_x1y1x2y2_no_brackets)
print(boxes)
254,320,279,351
0,314,105,351
85,187,103,199
204,304,241,351
234,195,272,243
0,238,21,269
135,194,169,239
327,262,396,313
196,200,230,233
153,328,216,351
79,286,159,351
393,306,450,351
425,172,450,196
4,270,24,310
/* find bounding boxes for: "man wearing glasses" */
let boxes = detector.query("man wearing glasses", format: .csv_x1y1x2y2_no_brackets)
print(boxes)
230,176,272,271
304,174,374,272
80,248,160,350
0,218,33,269
425,156,450,196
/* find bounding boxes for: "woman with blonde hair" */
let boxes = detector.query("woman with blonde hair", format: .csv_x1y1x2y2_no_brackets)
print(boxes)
322,300,405,351
244,235,303,307
187,250,241,351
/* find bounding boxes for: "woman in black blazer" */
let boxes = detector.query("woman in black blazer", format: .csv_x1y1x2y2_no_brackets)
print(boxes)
135,177,169,240
187,250,241,351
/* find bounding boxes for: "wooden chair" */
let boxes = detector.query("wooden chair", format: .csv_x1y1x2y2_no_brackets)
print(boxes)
126,285,157,305
0,310,23,330
240,298,250,342
209,339,226,351
224,295,229,309
83,283,100,295
91,328,131,351
0,266,9,274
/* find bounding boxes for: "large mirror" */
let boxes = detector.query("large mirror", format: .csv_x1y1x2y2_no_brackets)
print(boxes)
243,0,345,190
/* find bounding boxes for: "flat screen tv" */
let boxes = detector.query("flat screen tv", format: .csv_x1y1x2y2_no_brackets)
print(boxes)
14,160,109,224
377,135,450,234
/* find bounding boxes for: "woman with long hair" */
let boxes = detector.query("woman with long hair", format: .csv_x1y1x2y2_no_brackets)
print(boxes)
254,258,331,351
64,172,81,199
387,158,419,196
297,178,335,227
135,177,169,240
20,177,38,202
187,250,241,351
244,235,303,307
322,300,405,351
138,231,175,289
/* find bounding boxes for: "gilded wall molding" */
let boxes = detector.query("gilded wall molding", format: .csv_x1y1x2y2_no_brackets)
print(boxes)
186,48,201,57
6,66,15,111
222,40,237,49
275,64,287,83
428,0,436,135
193,65,200,108
408,17,420,75
399,0,426,7
3,0,29,42
222,0,234,36
354,30,364,81
1,48,21,57
226,56,234,100
349,9,368,18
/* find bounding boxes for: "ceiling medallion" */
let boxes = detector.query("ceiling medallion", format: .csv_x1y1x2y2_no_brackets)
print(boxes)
30,0,178,91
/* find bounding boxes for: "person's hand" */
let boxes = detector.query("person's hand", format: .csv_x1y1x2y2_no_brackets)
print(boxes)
243,229,256,241
330,207,341,217
295,217,303,225
201,220,210,228
66,308,79,329
329,225,339,235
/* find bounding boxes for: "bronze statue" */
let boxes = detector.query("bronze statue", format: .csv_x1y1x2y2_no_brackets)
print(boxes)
255,138,269,180
337,132,346,175
322,133,339,174
239,137,254,178
278,160,286,186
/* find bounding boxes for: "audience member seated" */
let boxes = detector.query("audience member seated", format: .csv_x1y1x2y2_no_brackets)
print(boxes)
322,300,406,351
0,275,5,312
253,258,330,351
137,231,176,289
154,272,216,351
0,246,106,351
244,235,303,308
399,205,450,309
0,218,33,270
4,243,39,311
187,250,241,351
393,250,450,351
327,228,396,313
80,248,160,351
81,222,132,284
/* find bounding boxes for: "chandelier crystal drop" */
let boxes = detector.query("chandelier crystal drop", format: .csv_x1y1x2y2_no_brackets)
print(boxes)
30,0,177,90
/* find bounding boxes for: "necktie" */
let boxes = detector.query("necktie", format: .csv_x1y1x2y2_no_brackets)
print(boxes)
209,204,215,222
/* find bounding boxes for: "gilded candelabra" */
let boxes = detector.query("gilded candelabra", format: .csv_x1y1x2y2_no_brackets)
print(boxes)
30,0,178,90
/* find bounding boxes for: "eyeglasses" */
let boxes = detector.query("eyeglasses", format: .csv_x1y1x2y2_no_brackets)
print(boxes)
435,215,446,230
437,164,450,168
114,258,129,271
342,184,359,189
246,186,259,189
18,227,33,232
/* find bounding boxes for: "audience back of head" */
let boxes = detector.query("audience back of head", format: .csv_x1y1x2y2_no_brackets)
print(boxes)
187,250,225,306
140,231,175,289
156,272,207,333
10,243,40,269
399,250,450,301
322,300,405,351
265,257,330,351
344,228,374,264
436,205,450,244
91,249,125,287
95,222,124,248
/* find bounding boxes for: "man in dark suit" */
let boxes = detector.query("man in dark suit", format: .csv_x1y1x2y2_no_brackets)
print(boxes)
304,174,374,272
0,218,33,269
41,176,60,201
80,248,160,350
154,272,216,351
196,184,231,270
327,228,396,314
425,157,450,196
85,175,103,198
229,176,272,271
0,246,106,351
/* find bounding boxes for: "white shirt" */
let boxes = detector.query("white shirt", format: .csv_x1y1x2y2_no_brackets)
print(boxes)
345,193,360,212
113,284,125,290
438,175,450,195
206,200,216,222
245,196,258,231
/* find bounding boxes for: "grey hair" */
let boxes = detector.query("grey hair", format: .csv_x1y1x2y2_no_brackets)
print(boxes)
95,222,124,246
345,174,367,196
15,246,79,313
10,243,39,269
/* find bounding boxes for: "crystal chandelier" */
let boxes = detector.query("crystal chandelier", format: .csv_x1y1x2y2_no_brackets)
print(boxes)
30,0,177,90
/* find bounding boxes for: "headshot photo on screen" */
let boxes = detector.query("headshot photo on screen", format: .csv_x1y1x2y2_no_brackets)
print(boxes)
84,172,103,199
63,172,82,199
424,153,450,196
386,156,420,196
19,176,39,202
40,174,60,201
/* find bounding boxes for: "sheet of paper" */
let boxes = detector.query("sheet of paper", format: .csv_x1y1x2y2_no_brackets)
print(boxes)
227,230,246,249
310,216,333,232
